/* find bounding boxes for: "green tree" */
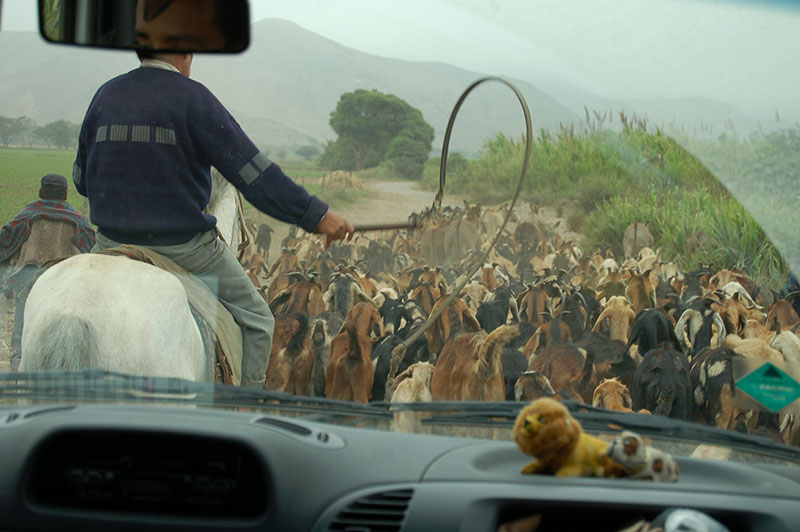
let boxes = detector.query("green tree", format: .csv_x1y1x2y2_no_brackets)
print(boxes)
17,117,36,148
35,120,80,149
295,145,321,161
0,115,29,148
321,89,434,179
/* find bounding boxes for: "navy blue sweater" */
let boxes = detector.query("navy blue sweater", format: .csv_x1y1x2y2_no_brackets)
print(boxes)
74,65,328,245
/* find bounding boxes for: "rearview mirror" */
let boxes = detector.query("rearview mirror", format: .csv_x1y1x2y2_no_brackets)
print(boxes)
38,0,250,53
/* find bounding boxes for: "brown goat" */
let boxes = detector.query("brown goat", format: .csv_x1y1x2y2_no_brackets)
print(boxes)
266,248,303,302
357,274,379,300
480,264,506,292
592,378,633,412
269,277,325,317
742,319,775,342
553,388,585,403
709,269,756,295
431,324,523,401
625,270,656,314
517,285,549,327
347,301,385,340
723,334,783,363
526,343,597,402
266,313,313,395
766,300,800,332
390,362,435,433
411,282,439,316
718,294,763,336
324,303,383,404
425,296,481,358
592,296,635,342
241,251,269,288
522,318,573,356
514,370,555,401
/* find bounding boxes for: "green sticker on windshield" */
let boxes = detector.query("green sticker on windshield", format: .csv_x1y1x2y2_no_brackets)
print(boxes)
736,362,800,412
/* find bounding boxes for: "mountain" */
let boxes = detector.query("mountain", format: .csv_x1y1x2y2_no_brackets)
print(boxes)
0,20,580,153
0,19,767,152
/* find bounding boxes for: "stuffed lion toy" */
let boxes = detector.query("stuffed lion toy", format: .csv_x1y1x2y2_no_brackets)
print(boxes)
513,397,625,477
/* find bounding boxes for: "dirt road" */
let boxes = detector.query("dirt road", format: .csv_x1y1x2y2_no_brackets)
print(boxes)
265,179,465,262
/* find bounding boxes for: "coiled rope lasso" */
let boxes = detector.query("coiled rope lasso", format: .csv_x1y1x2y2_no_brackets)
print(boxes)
384,76,533,400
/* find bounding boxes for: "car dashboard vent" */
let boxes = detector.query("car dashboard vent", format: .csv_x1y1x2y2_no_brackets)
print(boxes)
328,489,414,532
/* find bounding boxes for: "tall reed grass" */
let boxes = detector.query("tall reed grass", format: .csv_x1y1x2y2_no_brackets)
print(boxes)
422,121,799,288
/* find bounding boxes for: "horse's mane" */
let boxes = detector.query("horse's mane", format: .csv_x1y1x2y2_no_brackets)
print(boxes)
207,167,233,213
207,167,241,253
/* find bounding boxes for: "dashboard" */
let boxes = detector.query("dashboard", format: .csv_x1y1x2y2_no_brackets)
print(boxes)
1,404,799,532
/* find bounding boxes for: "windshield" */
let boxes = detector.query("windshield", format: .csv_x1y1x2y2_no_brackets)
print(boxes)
1,0,800,467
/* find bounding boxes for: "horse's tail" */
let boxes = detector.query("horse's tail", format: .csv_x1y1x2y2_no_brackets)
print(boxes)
22,315,98,371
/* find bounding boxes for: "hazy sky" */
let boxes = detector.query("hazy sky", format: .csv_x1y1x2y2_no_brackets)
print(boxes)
3,0,798,120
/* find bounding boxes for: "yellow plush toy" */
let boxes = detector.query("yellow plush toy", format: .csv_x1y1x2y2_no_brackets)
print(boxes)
513,397,625,477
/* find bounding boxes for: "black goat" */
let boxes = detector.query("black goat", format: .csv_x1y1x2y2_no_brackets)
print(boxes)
476,285,518,332
623,308,680,358
632,347,691,420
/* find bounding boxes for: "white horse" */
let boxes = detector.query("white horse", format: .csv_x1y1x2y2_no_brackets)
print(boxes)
19,169,245,382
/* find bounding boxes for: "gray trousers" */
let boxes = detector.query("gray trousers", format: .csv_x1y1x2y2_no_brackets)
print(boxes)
93,230,273,386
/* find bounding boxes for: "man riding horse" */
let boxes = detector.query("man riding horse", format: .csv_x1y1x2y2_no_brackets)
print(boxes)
0,174,95,371
74,3,354,388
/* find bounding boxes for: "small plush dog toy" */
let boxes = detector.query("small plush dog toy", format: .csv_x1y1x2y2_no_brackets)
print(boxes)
513,397,625,477
606,430,680,482
513,398,679,481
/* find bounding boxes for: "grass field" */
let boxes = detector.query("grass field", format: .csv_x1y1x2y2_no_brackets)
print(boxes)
0,149,365,229
0,148,83,223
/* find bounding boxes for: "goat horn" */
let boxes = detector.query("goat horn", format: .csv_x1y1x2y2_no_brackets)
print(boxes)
785,291,800,302
574,290,587,308
674,311,691,350
712,311,727,348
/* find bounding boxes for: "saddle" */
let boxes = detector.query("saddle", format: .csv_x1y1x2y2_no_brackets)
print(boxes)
97,245,243,385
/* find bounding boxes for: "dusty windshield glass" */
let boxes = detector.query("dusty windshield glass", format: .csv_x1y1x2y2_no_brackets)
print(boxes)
1,0,799,464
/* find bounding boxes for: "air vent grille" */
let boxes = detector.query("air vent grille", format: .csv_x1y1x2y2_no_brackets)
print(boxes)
328,489,414,532
254,416,313,436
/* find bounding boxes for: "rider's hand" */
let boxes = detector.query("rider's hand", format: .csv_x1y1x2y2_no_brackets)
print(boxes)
316,210,355,249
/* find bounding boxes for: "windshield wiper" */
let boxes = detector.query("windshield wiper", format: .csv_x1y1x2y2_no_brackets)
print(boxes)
0,369,391,419
370,399,800,463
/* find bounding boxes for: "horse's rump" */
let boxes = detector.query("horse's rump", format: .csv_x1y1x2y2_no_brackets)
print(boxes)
20,252,240,383
96,245,244,384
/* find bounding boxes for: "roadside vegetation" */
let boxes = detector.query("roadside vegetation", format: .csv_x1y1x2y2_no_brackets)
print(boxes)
421,115,798,288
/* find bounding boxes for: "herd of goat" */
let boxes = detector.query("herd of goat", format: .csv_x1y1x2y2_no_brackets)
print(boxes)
241,201,800,446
